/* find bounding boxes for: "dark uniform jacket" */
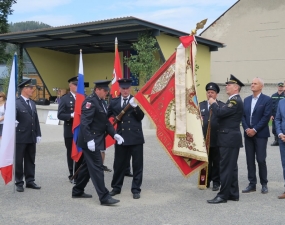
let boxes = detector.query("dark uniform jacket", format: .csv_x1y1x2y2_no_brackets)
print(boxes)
57,93,75,138
271,91,285,117
16,96,41,143
107,95,145,145
199,100,225,147
210,95,243,148
77,93,115,150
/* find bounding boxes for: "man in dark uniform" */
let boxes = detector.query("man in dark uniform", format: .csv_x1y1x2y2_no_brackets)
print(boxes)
72,80,124,206
57,76,82,182
107,78,145,199
270,82,285,146
15,79,42,192
207,74,244,204
199,82,225,191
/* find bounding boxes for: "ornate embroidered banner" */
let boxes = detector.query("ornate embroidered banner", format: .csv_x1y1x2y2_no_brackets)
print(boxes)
135,39,208,177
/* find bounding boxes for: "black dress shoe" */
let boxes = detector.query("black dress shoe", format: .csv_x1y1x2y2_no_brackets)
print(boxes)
72,192,92,198
133,193,140,199
228,196,239,201
242,185,256,193
101,197,120,206
261,185,268,194
207,196,227,204
125,172,133,177
212,184,220,191
271,140,279,146
26,182,41,189
109,190,120,196
103,165,112,172
16,186,24,192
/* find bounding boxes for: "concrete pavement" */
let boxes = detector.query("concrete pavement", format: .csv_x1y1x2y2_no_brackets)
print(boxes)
0,123,284,225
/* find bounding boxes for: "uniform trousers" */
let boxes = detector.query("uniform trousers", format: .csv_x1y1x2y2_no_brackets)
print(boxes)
244,136,268,186
112,144,143,194
217,146,240,200
15,143,36,186
64,137,83,178
64,137,74,177
72,148,110,203
208,146,220,186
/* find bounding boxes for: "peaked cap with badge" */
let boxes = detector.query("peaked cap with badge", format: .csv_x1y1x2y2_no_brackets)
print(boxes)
118,78,132,88
18,79,35,89
68,76,78,85
278,82,284,87
205,82,220,93
94,80,111,91
225,74,244,87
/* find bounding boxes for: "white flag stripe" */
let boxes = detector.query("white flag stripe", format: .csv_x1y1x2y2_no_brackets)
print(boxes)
0,56,16,168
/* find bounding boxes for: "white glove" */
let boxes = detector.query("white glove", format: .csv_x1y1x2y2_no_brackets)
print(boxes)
15,120,19,127
71,113,74,118
114,134,124,145
129,97,137,107
36,136,41,144
87,140,95,151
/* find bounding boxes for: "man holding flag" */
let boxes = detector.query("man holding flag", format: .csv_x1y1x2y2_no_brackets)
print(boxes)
58,76,83,183
72,80,124,206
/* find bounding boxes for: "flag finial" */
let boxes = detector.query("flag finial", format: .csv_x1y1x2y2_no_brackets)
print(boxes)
190,19,207,35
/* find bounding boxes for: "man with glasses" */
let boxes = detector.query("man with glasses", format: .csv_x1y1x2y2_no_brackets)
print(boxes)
58,76,83,183
15,79,41,192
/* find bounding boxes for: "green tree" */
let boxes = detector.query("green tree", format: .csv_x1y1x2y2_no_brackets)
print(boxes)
124,32,161,83
0,0,17,63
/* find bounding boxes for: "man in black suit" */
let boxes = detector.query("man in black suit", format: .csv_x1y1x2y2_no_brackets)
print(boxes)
15,79,42,192
107,78,145,199
72,80,124,206
207,74,244,204
199,82,225,191
57,76,82,182
241,77,272,194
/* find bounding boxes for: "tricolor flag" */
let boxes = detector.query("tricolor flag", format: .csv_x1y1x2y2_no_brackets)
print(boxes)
71,50,85,162
0,54,17,184
106,37,122,148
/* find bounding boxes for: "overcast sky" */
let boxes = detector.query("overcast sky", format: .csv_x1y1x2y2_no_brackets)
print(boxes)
8,0,237,33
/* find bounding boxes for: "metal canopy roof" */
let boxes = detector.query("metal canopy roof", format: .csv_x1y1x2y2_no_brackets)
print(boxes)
0,16,224,54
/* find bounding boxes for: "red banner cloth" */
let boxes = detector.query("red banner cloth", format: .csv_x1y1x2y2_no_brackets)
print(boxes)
135,52,206,177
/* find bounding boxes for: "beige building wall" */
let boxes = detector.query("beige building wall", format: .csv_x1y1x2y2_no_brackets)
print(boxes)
200,0,285,85
156,34,212,101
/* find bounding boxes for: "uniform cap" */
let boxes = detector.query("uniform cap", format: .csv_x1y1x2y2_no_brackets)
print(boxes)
18,79,35,88
225,74,244,87
68,76,78,85
118,78,132,88
94,80,111,91
278,82,284,87
205,82,220,93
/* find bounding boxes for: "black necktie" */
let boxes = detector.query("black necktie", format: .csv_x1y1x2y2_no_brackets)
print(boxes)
122,98,128,108
26,100,32,113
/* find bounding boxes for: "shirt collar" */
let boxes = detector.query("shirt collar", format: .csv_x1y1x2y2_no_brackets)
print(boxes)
228,94,238,100
252,93,261,100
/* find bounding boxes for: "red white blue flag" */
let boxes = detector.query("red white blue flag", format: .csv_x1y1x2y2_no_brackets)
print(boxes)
0,53,17,184
71,50,85,162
